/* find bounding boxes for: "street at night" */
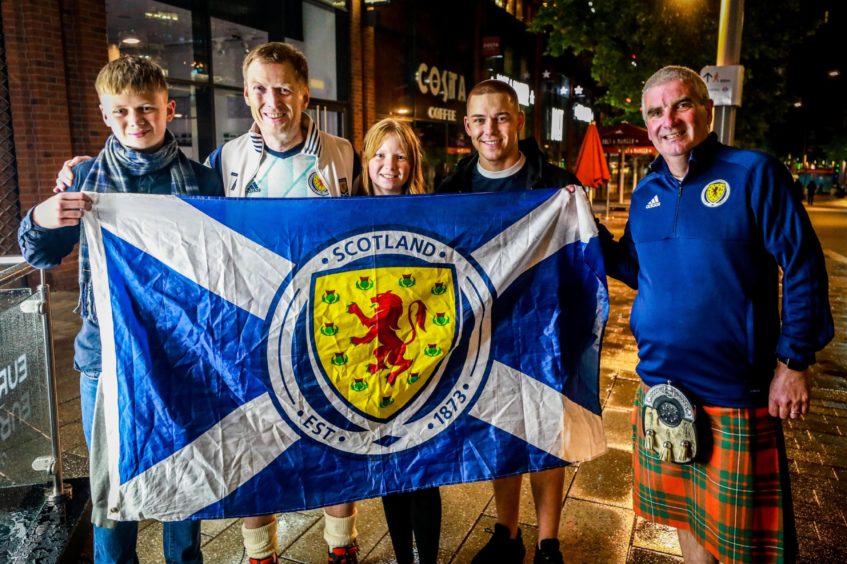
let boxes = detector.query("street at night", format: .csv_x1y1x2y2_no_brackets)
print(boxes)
2,1,846,563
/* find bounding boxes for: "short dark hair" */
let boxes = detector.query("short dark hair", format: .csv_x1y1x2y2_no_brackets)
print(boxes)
242,42,309,85
466,79,519,112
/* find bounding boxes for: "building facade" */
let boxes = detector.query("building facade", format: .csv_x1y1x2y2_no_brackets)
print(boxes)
1,0,593,287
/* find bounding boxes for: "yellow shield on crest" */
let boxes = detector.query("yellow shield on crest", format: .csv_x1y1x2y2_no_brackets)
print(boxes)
312,266,457,420
701,180,730,207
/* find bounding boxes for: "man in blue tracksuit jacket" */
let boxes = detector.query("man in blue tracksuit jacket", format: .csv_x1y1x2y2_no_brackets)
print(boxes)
599,66,833,563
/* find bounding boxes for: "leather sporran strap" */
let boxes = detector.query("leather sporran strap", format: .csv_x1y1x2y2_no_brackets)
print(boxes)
641,382,698,464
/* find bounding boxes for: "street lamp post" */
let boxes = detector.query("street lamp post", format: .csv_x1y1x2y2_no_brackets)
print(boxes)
714,0,744,145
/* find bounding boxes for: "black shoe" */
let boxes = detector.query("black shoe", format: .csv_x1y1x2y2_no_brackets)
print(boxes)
472,523,526,564
534,538,563,564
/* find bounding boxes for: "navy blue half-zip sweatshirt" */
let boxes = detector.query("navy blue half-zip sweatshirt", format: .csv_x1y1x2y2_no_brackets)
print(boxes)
600,133,833,407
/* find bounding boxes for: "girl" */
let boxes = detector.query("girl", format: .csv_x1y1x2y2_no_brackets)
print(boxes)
362,118,441,564
361,118,427,196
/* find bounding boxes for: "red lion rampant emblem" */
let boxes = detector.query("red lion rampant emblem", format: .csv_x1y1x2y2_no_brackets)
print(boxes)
347,291,427,385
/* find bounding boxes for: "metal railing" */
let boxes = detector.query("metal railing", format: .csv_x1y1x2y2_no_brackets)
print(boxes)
0,256,70,502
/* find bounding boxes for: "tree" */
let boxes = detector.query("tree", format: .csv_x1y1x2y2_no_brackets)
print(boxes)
531,0,819,151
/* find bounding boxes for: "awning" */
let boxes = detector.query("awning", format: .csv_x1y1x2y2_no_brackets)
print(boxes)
599,123,657,155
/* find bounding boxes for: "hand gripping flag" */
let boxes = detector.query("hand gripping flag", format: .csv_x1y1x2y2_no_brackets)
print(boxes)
82,188,609,523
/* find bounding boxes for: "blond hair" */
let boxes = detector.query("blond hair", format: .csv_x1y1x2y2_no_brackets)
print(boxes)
242,42,309,85
95,56,168,96
361,119,428,195
641,66,710,120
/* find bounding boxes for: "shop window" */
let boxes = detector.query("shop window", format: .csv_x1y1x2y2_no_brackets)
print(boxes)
299,2,338,101
214,90,253,148
170,86,199,160
105,0,200,82
312,0,347,10
307,105,345,138
211,19,268,88
103,0,350,158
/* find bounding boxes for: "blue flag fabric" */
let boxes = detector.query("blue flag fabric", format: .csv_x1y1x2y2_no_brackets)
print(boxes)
82,188,609,522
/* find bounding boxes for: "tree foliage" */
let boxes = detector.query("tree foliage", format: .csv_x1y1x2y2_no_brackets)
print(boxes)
531,0,818,151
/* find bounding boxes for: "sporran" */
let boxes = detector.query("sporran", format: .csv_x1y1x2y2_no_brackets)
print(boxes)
641,382,698,464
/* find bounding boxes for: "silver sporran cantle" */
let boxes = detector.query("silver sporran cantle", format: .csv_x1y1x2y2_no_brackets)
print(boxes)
641,381,698,464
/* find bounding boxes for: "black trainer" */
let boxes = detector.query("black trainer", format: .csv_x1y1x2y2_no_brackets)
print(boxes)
471,523,526,564
533,538,564,564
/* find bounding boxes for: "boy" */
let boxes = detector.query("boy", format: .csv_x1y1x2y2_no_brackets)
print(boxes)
18,56,223,563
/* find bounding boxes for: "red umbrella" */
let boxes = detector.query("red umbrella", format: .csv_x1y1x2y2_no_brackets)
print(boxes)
575,122,611,188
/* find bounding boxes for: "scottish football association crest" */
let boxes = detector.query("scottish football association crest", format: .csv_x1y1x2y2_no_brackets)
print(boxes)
701,179,730,208
267,229,493,455
313,267,456,419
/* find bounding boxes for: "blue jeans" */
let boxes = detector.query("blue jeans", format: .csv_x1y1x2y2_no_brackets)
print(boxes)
80,372,203,564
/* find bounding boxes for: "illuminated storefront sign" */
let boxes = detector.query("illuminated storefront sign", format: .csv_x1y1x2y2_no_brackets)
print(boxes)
550,108,564,141
493,74,535,107
573,103,594,123
427,106,458,121
416,63,467,103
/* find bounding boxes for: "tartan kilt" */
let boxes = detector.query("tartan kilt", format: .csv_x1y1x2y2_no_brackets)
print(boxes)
632,386,797,563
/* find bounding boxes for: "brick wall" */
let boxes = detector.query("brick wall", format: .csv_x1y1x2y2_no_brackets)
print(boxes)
3,0,107,288
363,22,375,134
349,1,364,153
348,1,377,153
60,0,109,158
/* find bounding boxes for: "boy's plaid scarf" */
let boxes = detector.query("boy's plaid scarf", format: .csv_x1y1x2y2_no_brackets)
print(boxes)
77,132,201,321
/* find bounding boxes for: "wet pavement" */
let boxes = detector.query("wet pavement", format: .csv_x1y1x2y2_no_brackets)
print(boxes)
39,195,847,563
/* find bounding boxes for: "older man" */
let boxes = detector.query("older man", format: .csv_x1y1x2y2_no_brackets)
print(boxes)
600,65,833,563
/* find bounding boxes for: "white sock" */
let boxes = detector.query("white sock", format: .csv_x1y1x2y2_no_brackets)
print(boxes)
241,519,278,559
323,509,358,549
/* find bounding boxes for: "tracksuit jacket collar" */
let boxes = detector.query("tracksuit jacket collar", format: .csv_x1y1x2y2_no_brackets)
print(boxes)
647,132,721,178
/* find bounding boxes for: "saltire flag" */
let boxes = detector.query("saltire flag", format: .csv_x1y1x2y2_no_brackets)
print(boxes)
82,188,609,522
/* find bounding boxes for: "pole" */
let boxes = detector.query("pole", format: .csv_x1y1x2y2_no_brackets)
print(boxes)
618,152,626,204
615,151,623,204
714,0,744,146
39,269,70,504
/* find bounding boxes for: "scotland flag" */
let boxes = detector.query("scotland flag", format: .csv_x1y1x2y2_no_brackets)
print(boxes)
82,188,608,522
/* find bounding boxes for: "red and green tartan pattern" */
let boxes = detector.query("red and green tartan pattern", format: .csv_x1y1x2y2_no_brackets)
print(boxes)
632,387,797,563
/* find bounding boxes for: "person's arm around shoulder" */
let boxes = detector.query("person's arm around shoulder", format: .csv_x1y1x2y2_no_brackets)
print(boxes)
54,156,93,193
